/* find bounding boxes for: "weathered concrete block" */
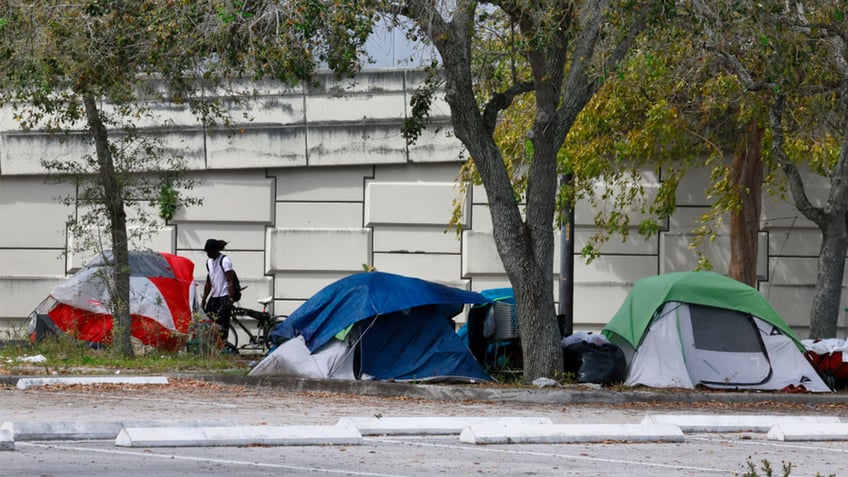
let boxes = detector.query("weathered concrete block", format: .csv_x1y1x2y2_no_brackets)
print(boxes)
266,228,371,272
365,182,467,226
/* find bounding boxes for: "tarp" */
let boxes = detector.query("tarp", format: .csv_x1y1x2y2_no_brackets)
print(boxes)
29,251,199,350
258,271,493,382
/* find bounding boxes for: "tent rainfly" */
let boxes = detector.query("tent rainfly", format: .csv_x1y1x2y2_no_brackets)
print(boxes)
28,251,200,350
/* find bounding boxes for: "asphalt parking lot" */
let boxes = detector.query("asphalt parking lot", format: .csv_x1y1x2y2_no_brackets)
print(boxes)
2,376,847,477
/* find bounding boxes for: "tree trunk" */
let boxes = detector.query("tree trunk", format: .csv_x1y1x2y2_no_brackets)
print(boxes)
808,216,848,338
83,95,134,358
728,123,764,287
769,94,847,339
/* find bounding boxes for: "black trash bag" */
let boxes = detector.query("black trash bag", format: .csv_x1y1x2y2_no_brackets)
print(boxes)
563,341,627,385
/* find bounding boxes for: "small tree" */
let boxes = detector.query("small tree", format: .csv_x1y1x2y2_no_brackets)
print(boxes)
0,1,211,356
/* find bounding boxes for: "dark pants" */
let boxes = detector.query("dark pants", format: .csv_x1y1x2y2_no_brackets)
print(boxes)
204,296,231,342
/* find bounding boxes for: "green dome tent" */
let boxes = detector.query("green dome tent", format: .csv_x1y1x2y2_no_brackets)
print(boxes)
602,271,830,392
603,271,800,351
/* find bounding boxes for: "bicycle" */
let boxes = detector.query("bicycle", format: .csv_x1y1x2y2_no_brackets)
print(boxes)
227,296,287,353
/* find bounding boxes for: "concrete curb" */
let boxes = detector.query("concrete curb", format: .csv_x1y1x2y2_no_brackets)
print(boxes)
336,416,554,435
767,423,848,441
115,425,364,447
16,376,168,390
640,414,843,432
459,423,686,444
0,429,13,451
2,420,240,441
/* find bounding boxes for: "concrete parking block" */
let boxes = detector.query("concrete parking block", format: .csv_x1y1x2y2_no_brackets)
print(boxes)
767,423,848,441
16,376,169,390
336,416,554,435
641,414,842,433
459,423,685,444
0,428,13,451
115,425,364,447
2,420,238,441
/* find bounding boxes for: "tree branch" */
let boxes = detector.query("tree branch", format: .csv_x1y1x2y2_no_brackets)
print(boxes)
769,94,827,226
481,80,534,134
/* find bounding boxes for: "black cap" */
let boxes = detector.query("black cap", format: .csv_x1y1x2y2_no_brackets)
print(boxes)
204,239,224,252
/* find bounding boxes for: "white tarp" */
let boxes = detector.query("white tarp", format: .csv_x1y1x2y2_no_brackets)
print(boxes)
248,335,356,380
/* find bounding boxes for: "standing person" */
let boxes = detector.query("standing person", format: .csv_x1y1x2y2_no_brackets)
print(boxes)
202,239,236,348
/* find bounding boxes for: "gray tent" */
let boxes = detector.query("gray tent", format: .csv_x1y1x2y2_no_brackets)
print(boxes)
603,272,830,392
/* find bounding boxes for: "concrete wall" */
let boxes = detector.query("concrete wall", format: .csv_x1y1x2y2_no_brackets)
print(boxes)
1,69,846,339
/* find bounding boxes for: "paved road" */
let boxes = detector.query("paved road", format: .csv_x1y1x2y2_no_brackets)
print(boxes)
2,377,847,476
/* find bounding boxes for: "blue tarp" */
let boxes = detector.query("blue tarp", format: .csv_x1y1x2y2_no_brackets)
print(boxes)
272,271,493,382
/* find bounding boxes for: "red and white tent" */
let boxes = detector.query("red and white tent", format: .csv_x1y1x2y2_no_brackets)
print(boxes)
29,251,200,350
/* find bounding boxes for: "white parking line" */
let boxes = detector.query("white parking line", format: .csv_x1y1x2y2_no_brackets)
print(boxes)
688,435,848,453
18,442,410,477
367,438,735,474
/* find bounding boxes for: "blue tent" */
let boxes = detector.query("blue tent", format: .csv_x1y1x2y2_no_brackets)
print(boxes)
257,272,493,382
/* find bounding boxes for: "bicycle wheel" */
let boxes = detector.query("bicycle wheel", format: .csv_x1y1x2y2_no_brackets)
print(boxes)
226,323,239,350
260,316,286,350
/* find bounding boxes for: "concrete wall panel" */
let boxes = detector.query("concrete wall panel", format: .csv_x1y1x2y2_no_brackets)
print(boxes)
176,223,267,253
365,182,466,225
462,230,503,276
371,162,462,182
660,232,768,278
219,95,306,126
0,178,73,248
309,70,407,95
276,202,363,228
373,225,461,254
668,207,718,234
574,228,660,255
767,228,823,257
407,124,466,163
66,226,176,272
675,166,713,206
0,249,66,277
306,124,407,166
576,255,660,285
0,277,63,319
171,175,274,223
306,94,406,123
266,228,371,272
0,133,89,175
372,252,461,283
572,284,634,329
206,127,307,169
273,271,354,302
761,195,816,229
274,165,372,201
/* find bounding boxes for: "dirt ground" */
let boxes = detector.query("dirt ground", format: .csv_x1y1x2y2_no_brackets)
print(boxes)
3,377,848,426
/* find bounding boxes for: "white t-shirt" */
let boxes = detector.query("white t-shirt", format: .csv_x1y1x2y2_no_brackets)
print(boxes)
207,255,234,298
